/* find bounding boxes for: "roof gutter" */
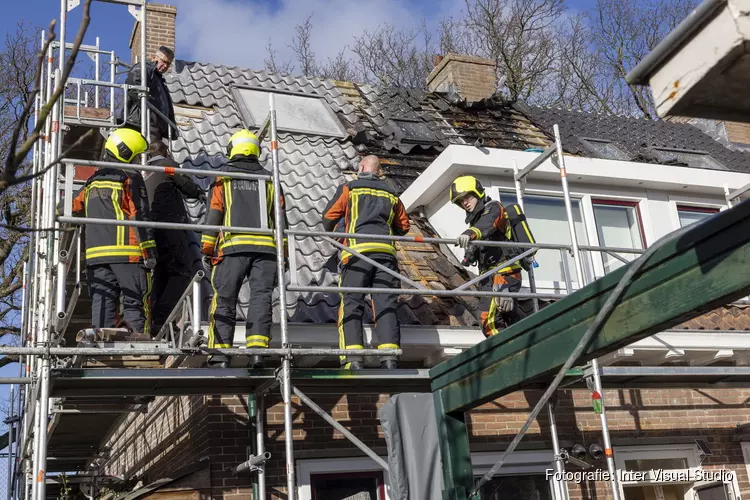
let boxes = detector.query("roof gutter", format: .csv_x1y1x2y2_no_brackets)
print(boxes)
626,0,726,85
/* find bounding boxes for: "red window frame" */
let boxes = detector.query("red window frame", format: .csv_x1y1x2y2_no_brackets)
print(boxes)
676,205,720,215
310,470,386,500
591,199,647,249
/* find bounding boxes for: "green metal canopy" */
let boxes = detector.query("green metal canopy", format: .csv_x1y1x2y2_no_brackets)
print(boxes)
430,197,750,499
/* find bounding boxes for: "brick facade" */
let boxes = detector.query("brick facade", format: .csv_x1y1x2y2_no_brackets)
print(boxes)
103,388,750,499
427,53,498,103
129,3,176,65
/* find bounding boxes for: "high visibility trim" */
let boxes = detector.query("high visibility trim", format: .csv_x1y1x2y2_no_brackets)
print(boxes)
485,299,500,337
345,344,364,349
220,235,276,249
86,181,123,191
468,227,482,239
85,245,141,259
212,343,232,348
164,166,175,176
207,265,220,349
378,343,399,349
139,240,156,250
349,188,399,204
201,235,217,244
337,275,346,363
341,242,396,261
246,334,269,348
142,272,152,335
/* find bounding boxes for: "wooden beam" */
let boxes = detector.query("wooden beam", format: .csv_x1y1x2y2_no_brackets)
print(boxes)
431,198,750,413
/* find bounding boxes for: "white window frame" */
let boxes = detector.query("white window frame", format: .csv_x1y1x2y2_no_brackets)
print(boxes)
472,450,564,500
612,444,742,500
296,456,390,500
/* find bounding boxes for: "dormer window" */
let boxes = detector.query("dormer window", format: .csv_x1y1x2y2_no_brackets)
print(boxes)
652,147,725,170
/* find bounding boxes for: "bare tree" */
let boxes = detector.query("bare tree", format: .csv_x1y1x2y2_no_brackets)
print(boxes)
351,22,436,89
319,48,361,82
264,37,293,75
289,15,318,77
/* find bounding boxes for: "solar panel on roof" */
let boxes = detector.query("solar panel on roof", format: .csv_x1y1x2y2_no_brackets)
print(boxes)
232,87,347,138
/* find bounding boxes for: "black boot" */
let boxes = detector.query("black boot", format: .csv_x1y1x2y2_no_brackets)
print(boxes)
346,361,364,370
208,354,229,368
250,354,264,369
381,359,399,370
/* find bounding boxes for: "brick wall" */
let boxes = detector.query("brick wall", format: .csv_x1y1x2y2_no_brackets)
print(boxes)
104,387,750,499
129,4,176,65
427,53,497,103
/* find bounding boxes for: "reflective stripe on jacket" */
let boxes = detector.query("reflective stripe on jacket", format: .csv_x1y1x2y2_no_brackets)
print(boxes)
461,196,521,274
64,168,156,265
200,157,287,258
321,175,410,264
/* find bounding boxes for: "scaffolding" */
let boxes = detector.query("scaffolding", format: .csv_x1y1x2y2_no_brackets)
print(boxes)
6,1,750,499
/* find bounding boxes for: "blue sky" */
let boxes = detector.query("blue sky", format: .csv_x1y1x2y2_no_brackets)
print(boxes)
1,0,597,72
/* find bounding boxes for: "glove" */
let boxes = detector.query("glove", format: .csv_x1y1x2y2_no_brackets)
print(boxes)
495,296,514,313
456,234,471,249
202,255,213,270
144,257,157,270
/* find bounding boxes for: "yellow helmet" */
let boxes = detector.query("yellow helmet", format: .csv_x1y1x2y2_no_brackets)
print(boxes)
104,128,148,163
450,175,485,204
227,129,260,159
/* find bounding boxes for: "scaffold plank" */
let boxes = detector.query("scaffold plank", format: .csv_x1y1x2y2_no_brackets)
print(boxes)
431,198,750,412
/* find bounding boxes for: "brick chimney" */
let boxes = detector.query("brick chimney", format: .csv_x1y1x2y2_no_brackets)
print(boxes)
129,3,176,64
427,53,497,103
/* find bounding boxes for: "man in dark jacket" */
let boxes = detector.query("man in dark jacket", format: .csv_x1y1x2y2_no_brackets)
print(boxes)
452,175,528,337
201,129,288,369
144,140,206,336
62,128,157,334
322,155,410,370
125,46,177,143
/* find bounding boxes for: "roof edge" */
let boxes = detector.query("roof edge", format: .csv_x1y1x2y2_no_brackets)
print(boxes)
626,0,726,84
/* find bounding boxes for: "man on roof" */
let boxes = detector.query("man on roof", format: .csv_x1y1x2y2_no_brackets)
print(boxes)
125,45,178,144
59,128,157,335
200,130,288,369
322,155,410,370
452,175,530,337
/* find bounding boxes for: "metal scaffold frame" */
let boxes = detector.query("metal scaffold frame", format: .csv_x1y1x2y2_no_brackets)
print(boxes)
9,2,750,499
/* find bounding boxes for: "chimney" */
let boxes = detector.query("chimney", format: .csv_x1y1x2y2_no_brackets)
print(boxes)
129,3,177,64
427,53,497,103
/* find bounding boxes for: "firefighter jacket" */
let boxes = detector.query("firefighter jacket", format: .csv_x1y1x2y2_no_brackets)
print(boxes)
63,167,157,266
145,155,201,224
125,61,177,139
322,173,410,264
201,157,287,258
460,196,521,274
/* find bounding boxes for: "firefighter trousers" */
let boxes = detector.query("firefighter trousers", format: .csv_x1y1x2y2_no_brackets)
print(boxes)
338,253,401,366
87,263,153,334
207,253,277,349
478,271,527,338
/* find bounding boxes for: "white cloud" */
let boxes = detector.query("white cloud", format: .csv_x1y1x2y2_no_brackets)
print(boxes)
170,0,463,71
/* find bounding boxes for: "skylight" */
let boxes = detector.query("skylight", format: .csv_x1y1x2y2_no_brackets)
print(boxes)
652,147,726,170
579,138,629,161
232,87,347,138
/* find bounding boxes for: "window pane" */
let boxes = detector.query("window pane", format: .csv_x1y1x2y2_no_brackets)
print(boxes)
678,209,714,227
474,474,552,500
623,458,688,471
310,474,380,500
500,193,589,286
593,203,644,273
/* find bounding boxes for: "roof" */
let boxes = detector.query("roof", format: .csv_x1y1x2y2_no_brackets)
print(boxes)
521,104,750,172
625,0,726,85
162,59,750,331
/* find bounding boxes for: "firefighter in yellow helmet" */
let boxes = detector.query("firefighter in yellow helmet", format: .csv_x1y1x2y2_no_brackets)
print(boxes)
451,175,528,337
61,128,157,334
201,129,288,369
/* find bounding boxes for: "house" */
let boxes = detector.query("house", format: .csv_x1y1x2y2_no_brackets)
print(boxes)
49,3,750,499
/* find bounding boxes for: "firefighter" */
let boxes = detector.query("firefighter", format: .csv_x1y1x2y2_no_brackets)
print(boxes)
201,129,287,369
63,128,157,334
144,140,207,335
451,175,528,337
322,155,410,370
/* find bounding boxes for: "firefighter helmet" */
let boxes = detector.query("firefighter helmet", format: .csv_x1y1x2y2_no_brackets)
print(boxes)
227,129,260,159
104,128,148,163
450,175,485,204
